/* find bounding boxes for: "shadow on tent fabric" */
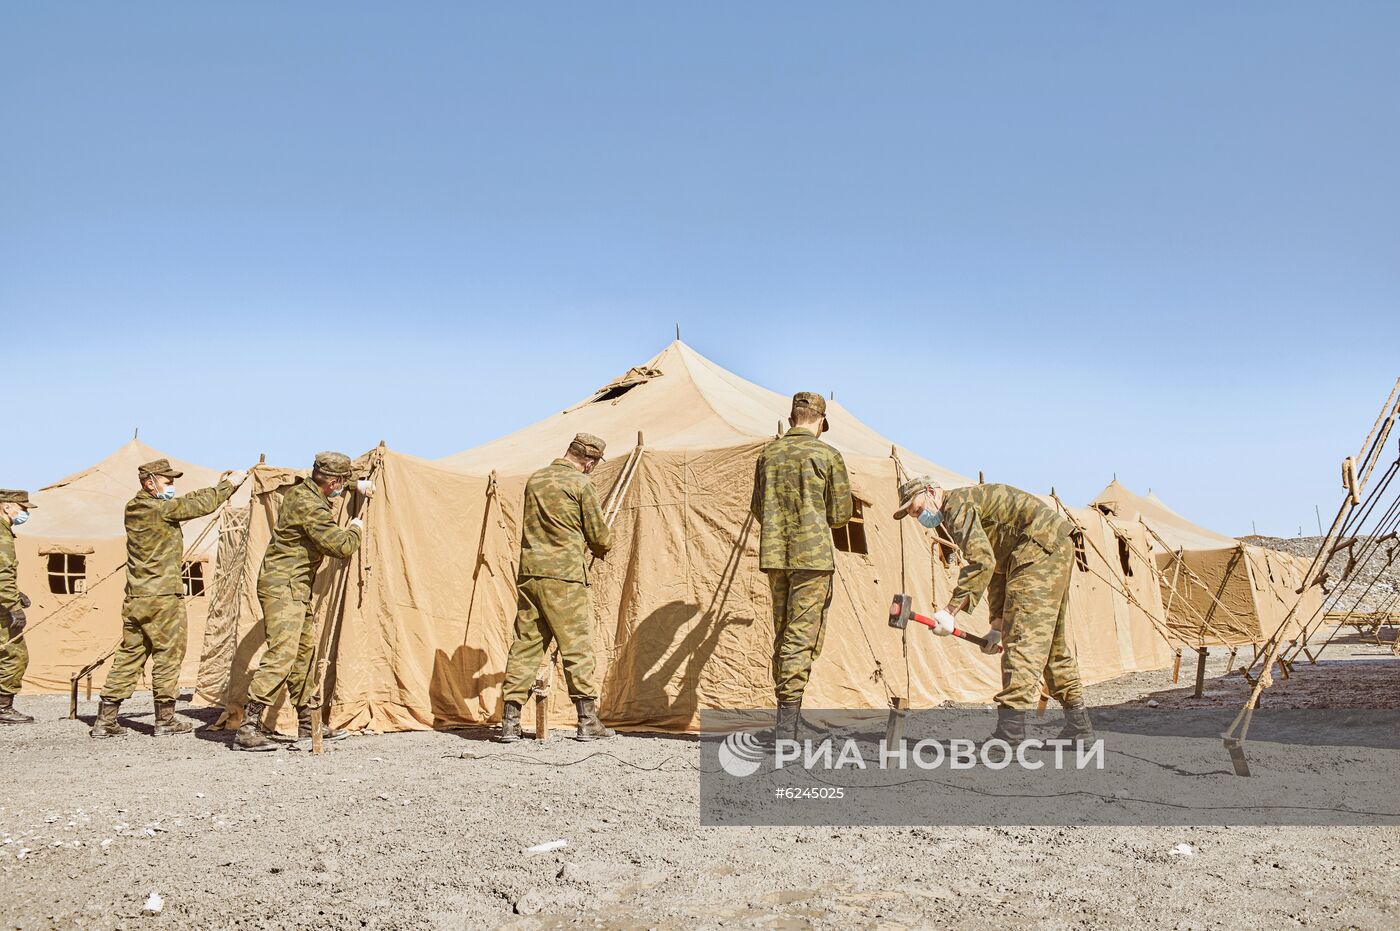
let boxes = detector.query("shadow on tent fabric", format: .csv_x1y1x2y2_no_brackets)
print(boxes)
606,592,759,730
429,644,502,729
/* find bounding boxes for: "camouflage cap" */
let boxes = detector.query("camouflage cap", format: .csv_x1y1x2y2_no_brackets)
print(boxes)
791,391,830,431
893,475,941,519
137,459,184,480
567,433,607,460
312,451,354,477
0,489,36,509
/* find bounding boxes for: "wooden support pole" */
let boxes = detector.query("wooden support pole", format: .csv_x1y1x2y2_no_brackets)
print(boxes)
1224,647,1238,674
1193,647,1209,699
1171,649,1182,684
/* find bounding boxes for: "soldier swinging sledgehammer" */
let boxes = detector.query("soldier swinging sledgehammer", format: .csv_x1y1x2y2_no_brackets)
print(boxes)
892,475,1093,746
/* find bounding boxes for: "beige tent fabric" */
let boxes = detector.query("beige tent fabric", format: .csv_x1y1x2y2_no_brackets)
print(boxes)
438,341,969,489
195,453,521,732
15,439,249,693
198,342,1172,733
1089,481,1318,647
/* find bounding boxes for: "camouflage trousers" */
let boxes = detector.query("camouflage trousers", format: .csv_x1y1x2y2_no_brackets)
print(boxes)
0,609,28,696
768,569,834,703
247,590,320,708
501,577,597,705
995,538,1084,710
102,596,187,703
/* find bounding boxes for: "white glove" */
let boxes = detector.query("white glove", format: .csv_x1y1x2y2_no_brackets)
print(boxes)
223,469,248,488
931,610,956,637
348,518,364,531
981,630,1002,655
356,479,376,497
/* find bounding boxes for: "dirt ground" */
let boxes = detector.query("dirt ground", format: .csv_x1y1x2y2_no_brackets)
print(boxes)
3,629,1398,930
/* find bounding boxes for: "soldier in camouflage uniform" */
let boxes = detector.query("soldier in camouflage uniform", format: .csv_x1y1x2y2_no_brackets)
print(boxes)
751,392,852,740
235,452,372,752
498,433,614,742
0,489,36,725
92,460,246,739
894,476,1092,743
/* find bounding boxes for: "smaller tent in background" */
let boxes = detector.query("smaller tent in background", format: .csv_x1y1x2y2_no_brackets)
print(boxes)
1089,481,1317,647
15,438,248,694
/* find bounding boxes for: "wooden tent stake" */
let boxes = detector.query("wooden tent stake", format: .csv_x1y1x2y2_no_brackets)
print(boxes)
883,697,907,754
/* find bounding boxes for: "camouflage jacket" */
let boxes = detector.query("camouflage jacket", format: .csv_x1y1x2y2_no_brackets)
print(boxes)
517,459,610,584
257,477,363,601
0,518,18,612
751,427,853,571
125,481,235,597
941,483,1074,613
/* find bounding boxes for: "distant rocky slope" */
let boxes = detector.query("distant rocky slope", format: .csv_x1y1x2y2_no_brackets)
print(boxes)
1239,535,1400,614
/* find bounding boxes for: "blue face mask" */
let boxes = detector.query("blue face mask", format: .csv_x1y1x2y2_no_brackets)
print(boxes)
917,508,942,530
10,510,28,527
157,486,177,501
328,486,344,498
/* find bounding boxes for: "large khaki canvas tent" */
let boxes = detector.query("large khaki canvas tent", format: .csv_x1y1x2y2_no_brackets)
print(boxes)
15,439,245,694
197,342,1173,733
1089,481,1317,647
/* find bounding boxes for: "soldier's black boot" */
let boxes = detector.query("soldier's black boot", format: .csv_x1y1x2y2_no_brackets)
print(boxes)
88,699,127,738
575,698,615,741
0,693,34,725
1056,702,1094,744
987,707,1027,746
152,700,193,737
291,705,348,750
497,701,523,743
232,701,278,752
769,700,802,745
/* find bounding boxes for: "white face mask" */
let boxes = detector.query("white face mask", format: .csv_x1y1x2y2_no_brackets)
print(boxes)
9,510,28,527
157,486,177,501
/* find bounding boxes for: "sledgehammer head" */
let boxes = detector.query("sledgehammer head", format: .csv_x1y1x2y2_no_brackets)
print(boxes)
889,594,913,630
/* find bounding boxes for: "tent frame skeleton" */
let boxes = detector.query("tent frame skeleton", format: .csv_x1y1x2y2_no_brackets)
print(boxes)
1221,377,1400,776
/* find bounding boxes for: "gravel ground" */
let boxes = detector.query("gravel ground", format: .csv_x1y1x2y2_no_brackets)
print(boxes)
2,631,1398,930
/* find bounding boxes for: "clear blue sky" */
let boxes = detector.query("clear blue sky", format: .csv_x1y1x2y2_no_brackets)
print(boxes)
2,4,1396,536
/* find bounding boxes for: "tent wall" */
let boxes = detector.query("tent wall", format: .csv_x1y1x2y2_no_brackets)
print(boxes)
201,446,1172,734
17,535,218,695
1091,481,1319,648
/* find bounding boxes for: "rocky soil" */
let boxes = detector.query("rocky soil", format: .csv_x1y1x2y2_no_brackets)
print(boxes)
1241,535,1400,615
2,633,1397,930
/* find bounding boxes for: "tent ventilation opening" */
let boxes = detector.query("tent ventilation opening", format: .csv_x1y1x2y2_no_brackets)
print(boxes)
833,498,869,555
47,553,87,595
1071,531,1089,572
1116,536,1134,577
182,560,206,597
592,383,639,403
574,365,663,410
